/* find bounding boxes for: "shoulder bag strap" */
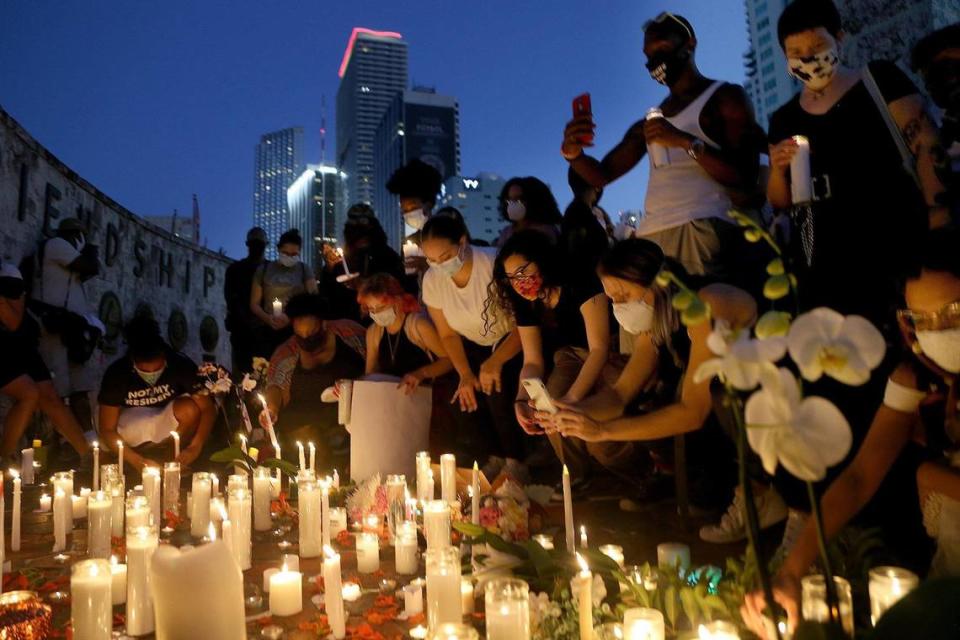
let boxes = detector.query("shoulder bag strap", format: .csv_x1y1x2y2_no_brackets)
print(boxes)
861,66,922,190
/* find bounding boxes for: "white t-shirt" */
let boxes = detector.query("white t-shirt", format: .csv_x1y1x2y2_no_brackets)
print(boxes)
422,246,513,347
40,237,89,315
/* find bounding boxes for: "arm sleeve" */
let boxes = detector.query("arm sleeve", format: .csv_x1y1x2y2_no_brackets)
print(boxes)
420,272,440,309
513,299,539,328
45,238,80,267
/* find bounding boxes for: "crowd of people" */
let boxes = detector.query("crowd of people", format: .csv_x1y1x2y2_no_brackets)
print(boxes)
1,0,958,634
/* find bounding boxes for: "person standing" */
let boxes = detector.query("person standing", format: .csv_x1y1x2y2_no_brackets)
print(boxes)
494,177,563,247
561,12,764,279
224,227,267,376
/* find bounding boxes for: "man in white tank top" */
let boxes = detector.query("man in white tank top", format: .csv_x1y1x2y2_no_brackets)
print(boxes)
562,12,765,278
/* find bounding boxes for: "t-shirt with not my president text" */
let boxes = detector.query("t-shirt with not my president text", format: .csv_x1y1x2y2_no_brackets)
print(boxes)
98,350,201,409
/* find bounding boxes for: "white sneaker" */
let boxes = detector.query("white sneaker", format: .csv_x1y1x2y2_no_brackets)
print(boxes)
699,485,788,544
773,508,809,564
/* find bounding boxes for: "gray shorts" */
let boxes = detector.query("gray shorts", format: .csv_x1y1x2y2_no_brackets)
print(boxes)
641,216,740,279
38,326,98,396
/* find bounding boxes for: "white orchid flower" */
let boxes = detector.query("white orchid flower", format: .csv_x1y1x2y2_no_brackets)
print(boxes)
744,367,852,482
241,373,257,392
693,320,787,391
787,307,886,385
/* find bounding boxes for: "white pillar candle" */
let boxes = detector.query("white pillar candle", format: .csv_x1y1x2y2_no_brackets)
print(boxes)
190,472,212,538
403,580,424,617
424,500,451,549
697,621,740,639
623,607,665,640
227,487,252,570
329,507,347,539
269,564,303,617
87,491,113,559
263,567,279,592
210,473,219,497
321,478,332,548
150,540,246,640
332,469,340,488
109,486,124,537
92,442,100,492
273,444,283,491
298,479,322,558
72,494,88,519
10,470,21,552
356,532,380,573
117,441,124,484
308,442,316,474
460,579,475,614
790,135,812,204
52,470,74,533
228,474,248,492
580,525,588,550
416,451,431,503
471,462,480,526
426,547,462,630
272,298,283,317
53,488,69,552
657,543,690,572
484,578,530,640
126,523,159,636
20,448,34,485
142,466,161,527
71,558,112,640
257,393,279,450
252,467,273,532
600,544,625,569
563,465,574,553
126,494,150,530
868,566,918,626
162,462,180,518
170,431,180,460
395,521,419,575
386,474,407,541
110,556,127,606
80,487,92,498
323,546,347,639
38,493,51,511
440,454,457,504
296,441,306,472
572,554,593,640
210,497,226,538
532,534,554,551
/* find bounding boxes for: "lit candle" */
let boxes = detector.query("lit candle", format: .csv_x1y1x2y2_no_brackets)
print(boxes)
210,473,219,497
572,553,593,640
563,465,574,552
20,447,34,485
53,488,68,552
533,534,554,551
697,621,740,639
460,578,475,614
364,513,381,534
356,532,380,573
117,440,124,485
272,298,283,317
423,500,451,549
71,558,112,640
308,442,316,474
657,542,690,572
162,462,180,517
110,486,124,537
580,525,588,550
471,461,480,526
337,248,351,277
600,544,625,569
801,574,854,636
868,566,918,626
150,539,246,640
72,494,89,519
321,477,332,548
227,487,252,570
296,441,306,472
263,567,279,592
39,493,51,512
269,563,303,617
416,451,431,503
323,546,347,639
80,487,91,498
142,466,161,526
623,607,665,640
190,472,212,538
403,581,424,617
92,441,100,491
341,582,362,602
126,523,159,636
228,474,248,492
440,453,457,504
329,507,347,539
790,135,812,204
52,470,74,533
126,494,150,529
484,578,531,640
410,625,428,639
253,466,273,532
395,521,419,575
210,497,226,537
87,491,113,559
298,478,322,558
425,547,462,629
257,393,279,450
332,468,340,488
10,470,21,552
385,474,407,540
110,556,127,606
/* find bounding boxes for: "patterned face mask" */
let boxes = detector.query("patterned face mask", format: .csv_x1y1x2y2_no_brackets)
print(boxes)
787,46,840,91
511,273,543,300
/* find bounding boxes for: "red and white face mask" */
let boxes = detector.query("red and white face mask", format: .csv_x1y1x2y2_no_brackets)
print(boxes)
512,273,543,300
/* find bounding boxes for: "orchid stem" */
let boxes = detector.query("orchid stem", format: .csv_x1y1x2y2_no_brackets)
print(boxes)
806,481,841,628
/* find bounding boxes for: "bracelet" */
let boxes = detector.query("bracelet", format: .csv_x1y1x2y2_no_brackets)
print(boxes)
562,148,584,162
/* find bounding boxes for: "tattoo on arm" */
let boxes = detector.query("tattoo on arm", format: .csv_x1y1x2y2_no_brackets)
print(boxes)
902,116,923,152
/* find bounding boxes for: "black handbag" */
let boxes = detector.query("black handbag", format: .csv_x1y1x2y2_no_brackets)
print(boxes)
32,272,100,364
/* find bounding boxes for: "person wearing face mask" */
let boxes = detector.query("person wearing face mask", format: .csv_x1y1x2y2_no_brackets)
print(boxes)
420,215,526,464
742,230,960,638
357,273,452,394
250,228,319,358
224,227,268,376
98,316,215,471
767,0,947,335
494,177,562,248
561,12,764,280
257,293,365,462
386,159,444,274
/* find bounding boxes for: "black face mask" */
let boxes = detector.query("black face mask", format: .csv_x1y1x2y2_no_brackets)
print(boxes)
645,46,690,86
296,329,326,352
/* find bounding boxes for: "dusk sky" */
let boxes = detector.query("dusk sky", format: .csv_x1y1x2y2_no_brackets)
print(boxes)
1,1,750,258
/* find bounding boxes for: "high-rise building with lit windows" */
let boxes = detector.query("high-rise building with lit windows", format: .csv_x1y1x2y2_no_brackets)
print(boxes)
743,0,798,127
287,164,345,271
253,127,304,258
336,28,408,214
438,173,505,246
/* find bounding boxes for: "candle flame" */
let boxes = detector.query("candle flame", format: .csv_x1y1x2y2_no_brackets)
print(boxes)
9,468,18,479
576,552,589,573
698,624,709,639
117,440,123,449
467,485,473,498
207,521,216,541
92,441,98,449
239,434,247,444
170,431,179,440
281,561,289,572
219,504,228,521
323,545,337,560
110,555,118,566
563,463,569,476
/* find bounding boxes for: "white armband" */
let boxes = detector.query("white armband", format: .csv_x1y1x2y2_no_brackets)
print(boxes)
882,378,926,414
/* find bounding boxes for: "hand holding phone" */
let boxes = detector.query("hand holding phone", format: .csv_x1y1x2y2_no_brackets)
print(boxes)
571,93,594,145
521,378,558,415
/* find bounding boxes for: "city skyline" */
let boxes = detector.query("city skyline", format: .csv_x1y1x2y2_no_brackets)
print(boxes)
252,127,305,259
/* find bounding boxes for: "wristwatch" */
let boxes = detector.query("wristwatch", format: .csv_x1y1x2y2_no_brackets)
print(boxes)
687,137,705,161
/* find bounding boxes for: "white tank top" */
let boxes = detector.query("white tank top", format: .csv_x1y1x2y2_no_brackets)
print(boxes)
639,82,733,236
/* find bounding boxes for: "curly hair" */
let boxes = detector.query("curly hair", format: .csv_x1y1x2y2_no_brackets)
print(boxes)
386,159,443,205
498,177,562,225
482,229,564,335
356,272,420,315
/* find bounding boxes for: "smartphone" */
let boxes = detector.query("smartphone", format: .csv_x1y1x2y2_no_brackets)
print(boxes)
572,93,594,145
522,378,559,415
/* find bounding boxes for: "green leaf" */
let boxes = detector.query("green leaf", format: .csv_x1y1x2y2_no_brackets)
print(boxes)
664,585,678,629
209,446,245,463
260,458,299,476
452,521,486,538
520,540,555,578
671,290,696,311
766,258,785,276
679,586,701,628
763,274,791,301
681,299,711,326
744,228,763,243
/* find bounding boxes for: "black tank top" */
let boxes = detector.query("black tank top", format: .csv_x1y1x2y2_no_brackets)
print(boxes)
377,315,431,377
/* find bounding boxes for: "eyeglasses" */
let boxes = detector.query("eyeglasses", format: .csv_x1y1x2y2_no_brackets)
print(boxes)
897,300,960,332
505,262,538,283
643,12,693,41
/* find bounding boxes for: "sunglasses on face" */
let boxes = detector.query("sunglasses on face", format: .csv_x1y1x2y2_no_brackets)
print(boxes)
643,12,693,41
897,300,960,332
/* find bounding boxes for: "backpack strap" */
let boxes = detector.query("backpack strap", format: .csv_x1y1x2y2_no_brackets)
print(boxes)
861,65,921,190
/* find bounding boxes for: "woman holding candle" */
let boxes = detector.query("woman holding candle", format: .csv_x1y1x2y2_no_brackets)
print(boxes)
743,230,960,637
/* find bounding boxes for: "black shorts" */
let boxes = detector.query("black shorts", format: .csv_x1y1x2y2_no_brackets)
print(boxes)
0,331,52,389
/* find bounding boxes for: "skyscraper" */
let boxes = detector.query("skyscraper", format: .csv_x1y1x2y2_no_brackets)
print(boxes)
336,28,408,212
253,127,305,258
743,0,798,127
438,173,506,246
374,88,461,249
287,164,345,271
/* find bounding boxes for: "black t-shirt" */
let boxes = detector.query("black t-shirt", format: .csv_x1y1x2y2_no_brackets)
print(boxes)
561,202,611,271
98,350,201,409
768,61,926,330
514,275,603,351
224,257,264,332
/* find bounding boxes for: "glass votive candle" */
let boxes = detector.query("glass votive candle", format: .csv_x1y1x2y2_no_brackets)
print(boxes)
395,521,419,575
697,620,740,639
623,607,665,640
600,544,625,568
428,622,480,639
484,578,530,640
801,575,854,637
425,547,462,629
868,566,919,626
532,534,554,550
598,623,624,640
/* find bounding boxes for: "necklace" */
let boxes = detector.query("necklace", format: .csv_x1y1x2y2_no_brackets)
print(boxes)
386,319,404,367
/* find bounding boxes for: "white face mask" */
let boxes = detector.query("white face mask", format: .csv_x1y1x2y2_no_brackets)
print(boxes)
404,208,427,230
277,254,299,268
613,300,656,335
916,328,960,374
370,307,397,328
428,245,464,278
787,45,840,92
135,365,165,386
506,200,526,222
